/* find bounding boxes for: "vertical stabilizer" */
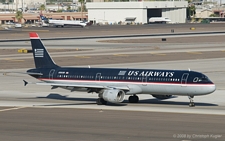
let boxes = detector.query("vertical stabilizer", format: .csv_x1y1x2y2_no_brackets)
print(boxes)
30,32,58,68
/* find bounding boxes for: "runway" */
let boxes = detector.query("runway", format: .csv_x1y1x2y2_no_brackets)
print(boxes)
1,59,225,141
1,34,225,69
2,23,225,40
0,108,224,141
0,25,225,141
1,58,225,112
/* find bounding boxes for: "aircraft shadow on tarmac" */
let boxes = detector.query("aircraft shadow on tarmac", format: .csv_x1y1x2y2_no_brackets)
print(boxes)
135,98,218,107
33,93,218,107
35,93,127,106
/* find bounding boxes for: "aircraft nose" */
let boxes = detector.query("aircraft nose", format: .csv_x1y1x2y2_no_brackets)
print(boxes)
209,84,216,93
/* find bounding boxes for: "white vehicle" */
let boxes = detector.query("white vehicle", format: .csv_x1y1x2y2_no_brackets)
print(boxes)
48,19,87,28
6,21,14,25
14,23,22,28
149,17,171,24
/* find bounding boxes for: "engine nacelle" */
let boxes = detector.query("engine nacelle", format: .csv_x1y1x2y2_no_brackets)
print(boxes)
102,89,125,103
152,95,172,99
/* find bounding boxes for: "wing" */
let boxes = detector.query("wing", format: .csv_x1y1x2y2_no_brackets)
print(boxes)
36,82,130,91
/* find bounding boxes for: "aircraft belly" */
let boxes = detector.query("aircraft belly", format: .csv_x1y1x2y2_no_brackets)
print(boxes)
174,85,215,95
140,84,173,94
140,84,214,96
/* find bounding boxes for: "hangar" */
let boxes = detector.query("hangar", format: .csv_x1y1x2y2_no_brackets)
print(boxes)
86,1,188,24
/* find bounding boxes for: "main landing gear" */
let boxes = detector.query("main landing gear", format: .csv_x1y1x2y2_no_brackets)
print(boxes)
188,96,195,107
96,98,107,105
128,95,139,103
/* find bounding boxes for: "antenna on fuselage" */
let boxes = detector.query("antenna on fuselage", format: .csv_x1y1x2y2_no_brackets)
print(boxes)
188,68,191,71
88,65,90,68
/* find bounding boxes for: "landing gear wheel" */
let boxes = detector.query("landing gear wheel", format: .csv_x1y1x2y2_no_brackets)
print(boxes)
189,103,195,107
188,96,195,107
128,95,139,103
96,98,107,105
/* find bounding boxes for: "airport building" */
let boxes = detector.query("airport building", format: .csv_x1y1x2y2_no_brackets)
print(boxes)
0,12,87,24
86,1,188,24
0,0,46,11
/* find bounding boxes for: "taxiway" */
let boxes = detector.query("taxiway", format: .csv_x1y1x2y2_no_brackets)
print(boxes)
0,25,225,141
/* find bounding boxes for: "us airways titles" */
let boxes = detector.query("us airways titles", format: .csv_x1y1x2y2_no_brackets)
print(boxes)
127,71,174,77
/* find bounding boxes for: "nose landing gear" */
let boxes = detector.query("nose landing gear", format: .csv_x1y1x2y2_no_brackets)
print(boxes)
188,96,195,107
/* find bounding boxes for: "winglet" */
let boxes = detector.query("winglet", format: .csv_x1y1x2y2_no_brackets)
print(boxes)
29,32,39,39
23,80,28,86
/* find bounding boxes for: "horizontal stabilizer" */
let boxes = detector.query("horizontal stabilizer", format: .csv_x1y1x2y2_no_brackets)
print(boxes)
2,72,43,76
23,80,28,86
26,72,43,76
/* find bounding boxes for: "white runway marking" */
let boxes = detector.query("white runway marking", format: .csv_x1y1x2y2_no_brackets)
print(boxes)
0,107,26,112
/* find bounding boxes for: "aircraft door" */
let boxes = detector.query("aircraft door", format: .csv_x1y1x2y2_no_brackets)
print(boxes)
95,73,101,81
181,73,189,86
142,76,148,86
49,69,55,80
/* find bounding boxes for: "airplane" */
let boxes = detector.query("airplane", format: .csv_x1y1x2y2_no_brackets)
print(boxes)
40,15,86,28
25,32,216,107
48,19,87,28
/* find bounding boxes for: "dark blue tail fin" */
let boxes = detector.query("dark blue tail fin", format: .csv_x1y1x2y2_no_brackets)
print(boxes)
30,32,59,68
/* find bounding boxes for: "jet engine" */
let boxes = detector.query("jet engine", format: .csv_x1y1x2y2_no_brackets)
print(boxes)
102,88,125,103
152,95,172,99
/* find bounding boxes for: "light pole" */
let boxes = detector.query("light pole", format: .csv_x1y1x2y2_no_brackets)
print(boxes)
57,0,59,11
12,1,13,13
16,0,18,11
20,0,24,12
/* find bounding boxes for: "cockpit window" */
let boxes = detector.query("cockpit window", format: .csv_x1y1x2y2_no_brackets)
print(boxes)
193,75,210,83
193,77,198,82
201,75,209,82
202,75,209,80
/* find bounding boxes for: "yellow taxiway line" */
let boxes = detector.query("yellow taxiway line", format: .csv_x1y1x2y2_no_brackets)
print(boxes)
113,54,129,57
4,58,24,62
21,29,49,32
75,56,90,58
150,53,166,55
187,52,202,54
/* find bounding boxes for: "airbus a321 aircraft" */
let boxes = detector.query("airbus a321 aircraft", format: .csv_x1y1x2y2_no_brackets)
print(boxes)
25,32,216,107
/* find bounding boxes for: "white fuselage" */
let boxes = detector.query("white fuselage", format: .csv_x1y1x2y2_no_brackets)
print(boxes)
40,79,216,96
48,19,86,27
